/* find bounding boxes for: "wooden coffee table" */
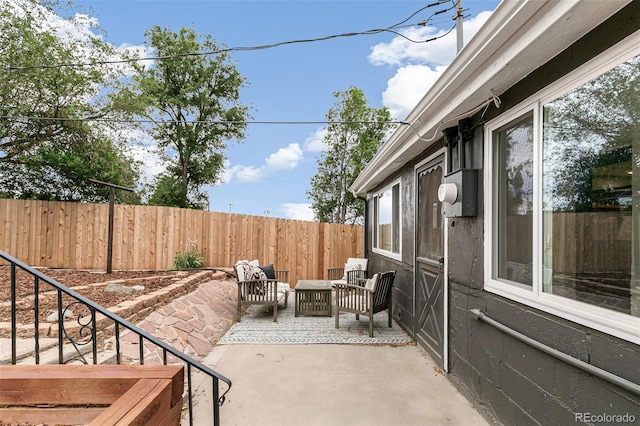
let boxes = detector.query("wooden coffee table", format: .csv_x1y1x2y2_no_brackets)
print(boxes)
294,280,333,317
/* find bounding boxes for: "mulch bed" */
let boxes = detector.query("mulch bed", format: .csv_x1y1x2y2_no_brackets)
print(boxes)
0,267,201,325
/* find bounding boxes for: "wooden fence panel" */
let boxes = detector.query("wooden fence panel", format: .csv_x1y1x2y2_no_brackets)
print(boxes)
551,212,631,274
0,199,364,284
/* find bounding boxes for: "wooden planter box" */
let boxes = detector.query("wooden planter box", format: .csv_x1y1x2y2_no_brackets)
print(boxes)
0,364,184,425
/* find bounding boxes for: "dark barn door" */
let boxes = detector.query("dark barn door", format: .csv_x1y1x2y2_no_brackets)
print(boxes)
415,155,445,368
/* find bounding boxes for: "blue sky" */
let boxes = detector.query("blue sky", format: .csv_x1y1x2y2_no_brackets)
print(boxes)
56,0,500,220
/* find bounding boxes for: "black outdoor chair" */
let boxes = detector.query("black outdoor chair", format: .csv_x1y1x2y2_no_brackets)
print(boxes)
334,270,396,337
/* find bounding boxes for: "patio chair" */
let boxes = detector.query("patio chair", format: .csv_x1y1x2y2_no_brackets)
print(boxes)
328,257,368,286
234,260,290,322
334,270,396,337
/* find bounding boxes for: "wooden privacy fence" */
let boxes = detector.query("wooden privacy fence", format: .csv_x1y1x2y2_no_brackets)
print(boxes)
0,199,364,285
505,211,631,274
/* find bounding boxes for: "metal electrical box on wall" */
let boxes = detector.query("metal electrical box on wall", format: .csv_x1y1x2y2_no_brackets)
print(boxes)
440,169,478,217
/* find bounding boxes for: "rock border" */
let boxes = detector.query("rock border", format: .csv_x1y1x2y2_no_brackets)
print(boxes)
0,269,227,339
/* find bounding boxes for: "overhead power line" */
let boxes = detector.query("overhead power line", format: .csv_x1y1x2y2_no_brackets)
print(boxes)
6,3,457,71
0,115,408,126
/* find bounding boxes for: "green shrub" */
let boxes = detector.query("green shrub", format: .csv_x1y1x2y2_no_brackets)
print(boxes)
173,241,205,270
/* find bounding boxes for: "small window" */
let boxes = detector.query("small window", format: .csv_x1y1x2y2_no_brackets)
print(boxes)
373,181,401,257
493,113,534,287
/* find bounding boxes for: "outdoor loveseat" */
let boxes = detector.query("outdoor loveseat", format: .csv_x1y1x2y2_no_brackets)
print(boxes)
233,260,290,322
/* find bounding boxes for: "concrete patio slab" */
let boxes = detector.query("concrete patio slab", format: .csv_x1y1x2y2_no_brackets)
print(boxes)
190,344,491,426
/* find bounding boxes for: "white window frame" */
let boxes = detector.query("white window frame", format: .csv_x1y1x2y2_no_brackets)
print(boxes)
484,32,640,344
372,179,402,260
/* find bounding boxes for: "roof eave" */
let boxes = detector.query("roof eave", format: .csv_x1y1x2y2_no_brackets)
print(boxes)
350,0,631,196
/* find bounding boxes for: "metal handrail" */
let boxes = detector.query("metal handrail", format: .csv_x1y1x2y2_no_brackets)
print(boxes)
1,249,232,425
470,309,640,396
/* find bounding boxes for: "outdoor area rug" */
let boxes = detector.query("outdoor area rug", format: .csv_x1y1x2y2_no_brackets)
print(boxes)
218,304,414,345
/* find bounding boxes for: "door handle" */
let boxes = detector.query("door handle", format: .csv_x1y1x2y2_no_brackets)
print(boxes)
439,257,445,265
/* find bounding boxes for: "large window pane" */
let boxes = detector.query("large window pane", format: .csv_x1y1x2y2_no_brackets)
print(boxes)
494,114,534,286
542,55,639,317
374,183,400,254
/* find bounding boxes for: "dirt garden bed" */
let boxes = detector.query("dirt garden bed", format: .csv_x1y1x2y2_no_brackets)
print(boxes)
0,267,206,325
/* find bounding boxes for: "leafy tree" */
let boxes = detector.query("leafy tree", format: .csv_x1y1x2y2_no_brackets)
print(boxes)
543,54,639,212
117,25,250,209
0,0,141,203
308,86,394,224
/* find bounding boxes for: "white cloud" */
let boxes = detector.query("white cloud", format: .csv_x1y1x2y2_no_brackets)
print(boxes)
116,43,156,73
369,25,456,68
279,203,315,221
382,64,449,121
224,143,304,184
126,129,165,185
4,2,102,66
304,128,328,153
224,164,260,183
18,1,154,75
463,11,494,43
371,11,494,121
265,144,303,170
54,13,101,43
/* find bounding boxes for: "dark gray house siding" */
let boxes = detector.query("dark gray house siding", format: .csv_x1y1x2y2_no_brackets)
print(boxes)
366,140,445,336
364,3,640,425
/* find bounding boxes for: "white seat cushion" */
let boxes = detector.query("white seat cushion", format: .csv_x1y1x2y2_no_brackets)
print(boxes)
342,258,368,280
346,257,368,268
339,294,370,313
244,281,289,302
364,273,378,292
276,282,290,303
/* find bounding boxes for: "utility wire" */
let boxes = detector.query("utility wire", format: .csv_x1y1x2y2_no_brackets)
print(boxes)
2,3,461,128
395,23,455,45
0,116,407,126
6,3,456,71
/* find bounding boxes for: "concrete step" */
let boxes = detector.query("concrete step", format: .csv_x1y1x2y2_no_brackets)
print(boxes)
1,337,117,365
0,337,57,364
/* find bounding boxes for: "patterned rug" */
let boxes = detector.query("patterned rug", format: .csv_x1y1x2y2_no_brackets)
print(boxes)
218,303,414,345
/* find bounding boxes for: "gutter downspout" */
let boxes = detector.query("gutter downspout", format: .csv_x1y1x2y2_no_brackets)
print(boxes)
359,194,369,259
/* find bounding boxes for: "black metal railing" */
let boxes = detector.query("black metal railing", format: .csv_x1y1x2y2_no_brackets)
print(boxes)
1,249,231,425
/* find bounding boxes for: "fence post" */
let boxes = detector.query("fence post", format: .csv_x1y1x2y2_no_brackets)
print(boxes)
87,179,135,273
